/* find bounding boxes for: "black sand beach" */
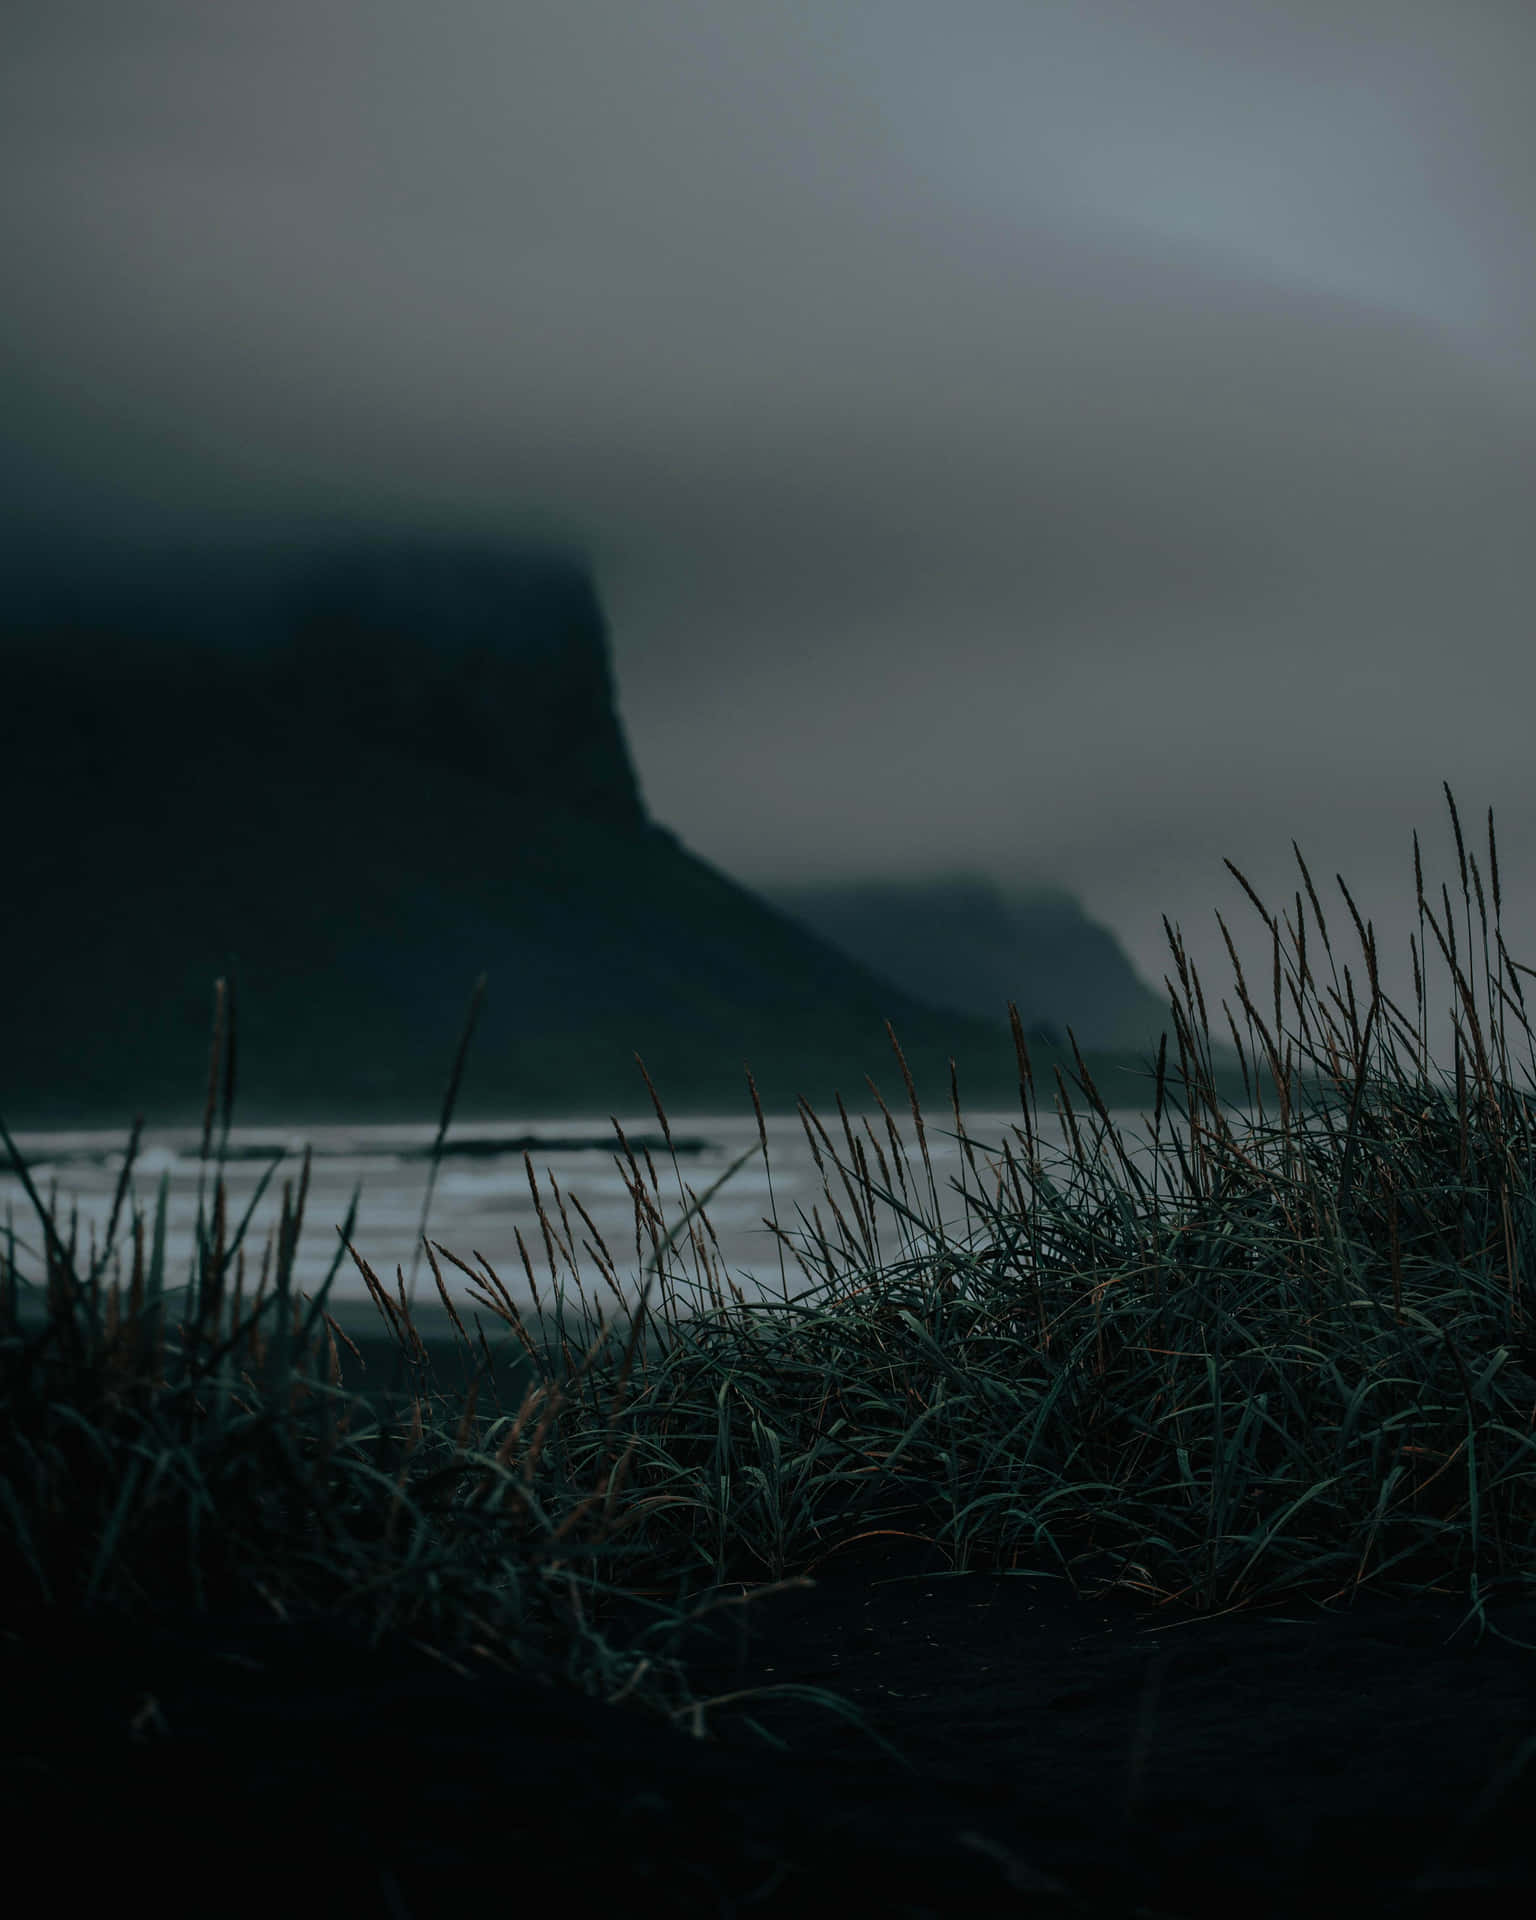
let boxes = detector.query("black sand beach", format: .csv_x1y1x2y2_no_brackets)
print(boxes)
9,1517,1534,1918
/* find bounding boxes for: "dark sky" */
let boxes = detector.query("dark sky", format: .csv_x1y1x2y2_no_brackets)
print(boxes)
6,2,1536,1082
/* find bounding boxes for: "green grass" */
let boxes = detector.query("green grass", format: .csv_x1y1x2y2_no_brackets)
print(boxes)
4,779,1536,1770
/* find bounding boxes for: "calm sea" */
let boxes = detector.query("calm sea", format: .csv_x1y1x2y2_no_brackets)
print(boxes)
2,1100,1258,1352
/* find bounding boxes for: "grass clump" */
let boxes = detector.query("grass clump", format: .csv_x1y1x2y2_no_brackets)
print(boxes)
4,779,1536,1779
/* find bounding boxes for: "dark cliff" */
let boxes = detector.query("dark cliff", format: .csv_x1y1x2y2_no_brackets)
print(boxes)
4,537,646,834
1,534,1170,1130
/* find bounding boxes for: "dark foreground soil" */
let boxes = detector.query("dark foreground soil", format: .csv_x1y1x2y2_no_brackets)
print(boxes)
6,1518,1536,1920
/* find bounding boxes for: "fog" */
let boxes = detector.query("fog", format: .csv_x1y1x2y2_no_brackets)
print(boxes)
5,2,1536,1084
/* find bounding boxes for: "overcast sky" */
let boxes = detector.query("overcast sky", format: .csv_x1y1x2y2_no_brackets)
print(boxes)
6,1,1536,1091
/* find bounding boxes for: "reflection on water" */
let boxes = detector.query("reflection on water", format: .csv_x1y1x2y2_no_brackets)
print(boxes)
1,1101,1257,1336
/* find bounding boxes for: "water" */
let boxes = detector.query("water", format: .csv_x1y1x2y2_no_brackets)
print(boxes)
1,1100,1258,1342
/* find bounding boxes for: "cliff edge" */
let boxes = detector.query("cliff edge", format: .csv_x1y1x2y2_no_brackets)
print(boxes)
1,534,1174,1129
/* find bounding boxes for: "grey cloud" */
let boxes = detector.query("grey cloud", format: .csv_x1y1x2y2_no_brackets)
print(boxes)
4,1,1535,1086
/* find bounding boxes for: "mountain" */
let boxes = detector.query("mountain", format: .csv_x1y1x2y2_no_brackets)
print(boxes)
1,532,1176,1132
757,875,1210,1063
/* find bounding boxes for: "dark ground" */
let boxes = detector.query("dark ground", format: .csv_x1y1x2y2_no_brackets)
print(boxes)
6,1510,1536,1920
6,1311,1536,1915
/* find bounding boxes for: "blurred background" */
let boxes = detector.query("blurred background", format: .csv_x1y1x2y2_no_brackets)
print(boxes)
4,3,1534,1327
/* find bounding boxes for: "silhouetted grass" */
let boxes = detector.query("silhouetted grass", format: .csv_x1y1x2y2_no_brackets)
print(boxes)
4,780,1536,1804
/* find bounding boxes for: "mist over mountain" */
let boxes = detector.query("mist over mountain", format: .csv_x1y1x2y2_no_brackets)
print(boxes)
0,534,1211,1133
758,876,1199,1062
